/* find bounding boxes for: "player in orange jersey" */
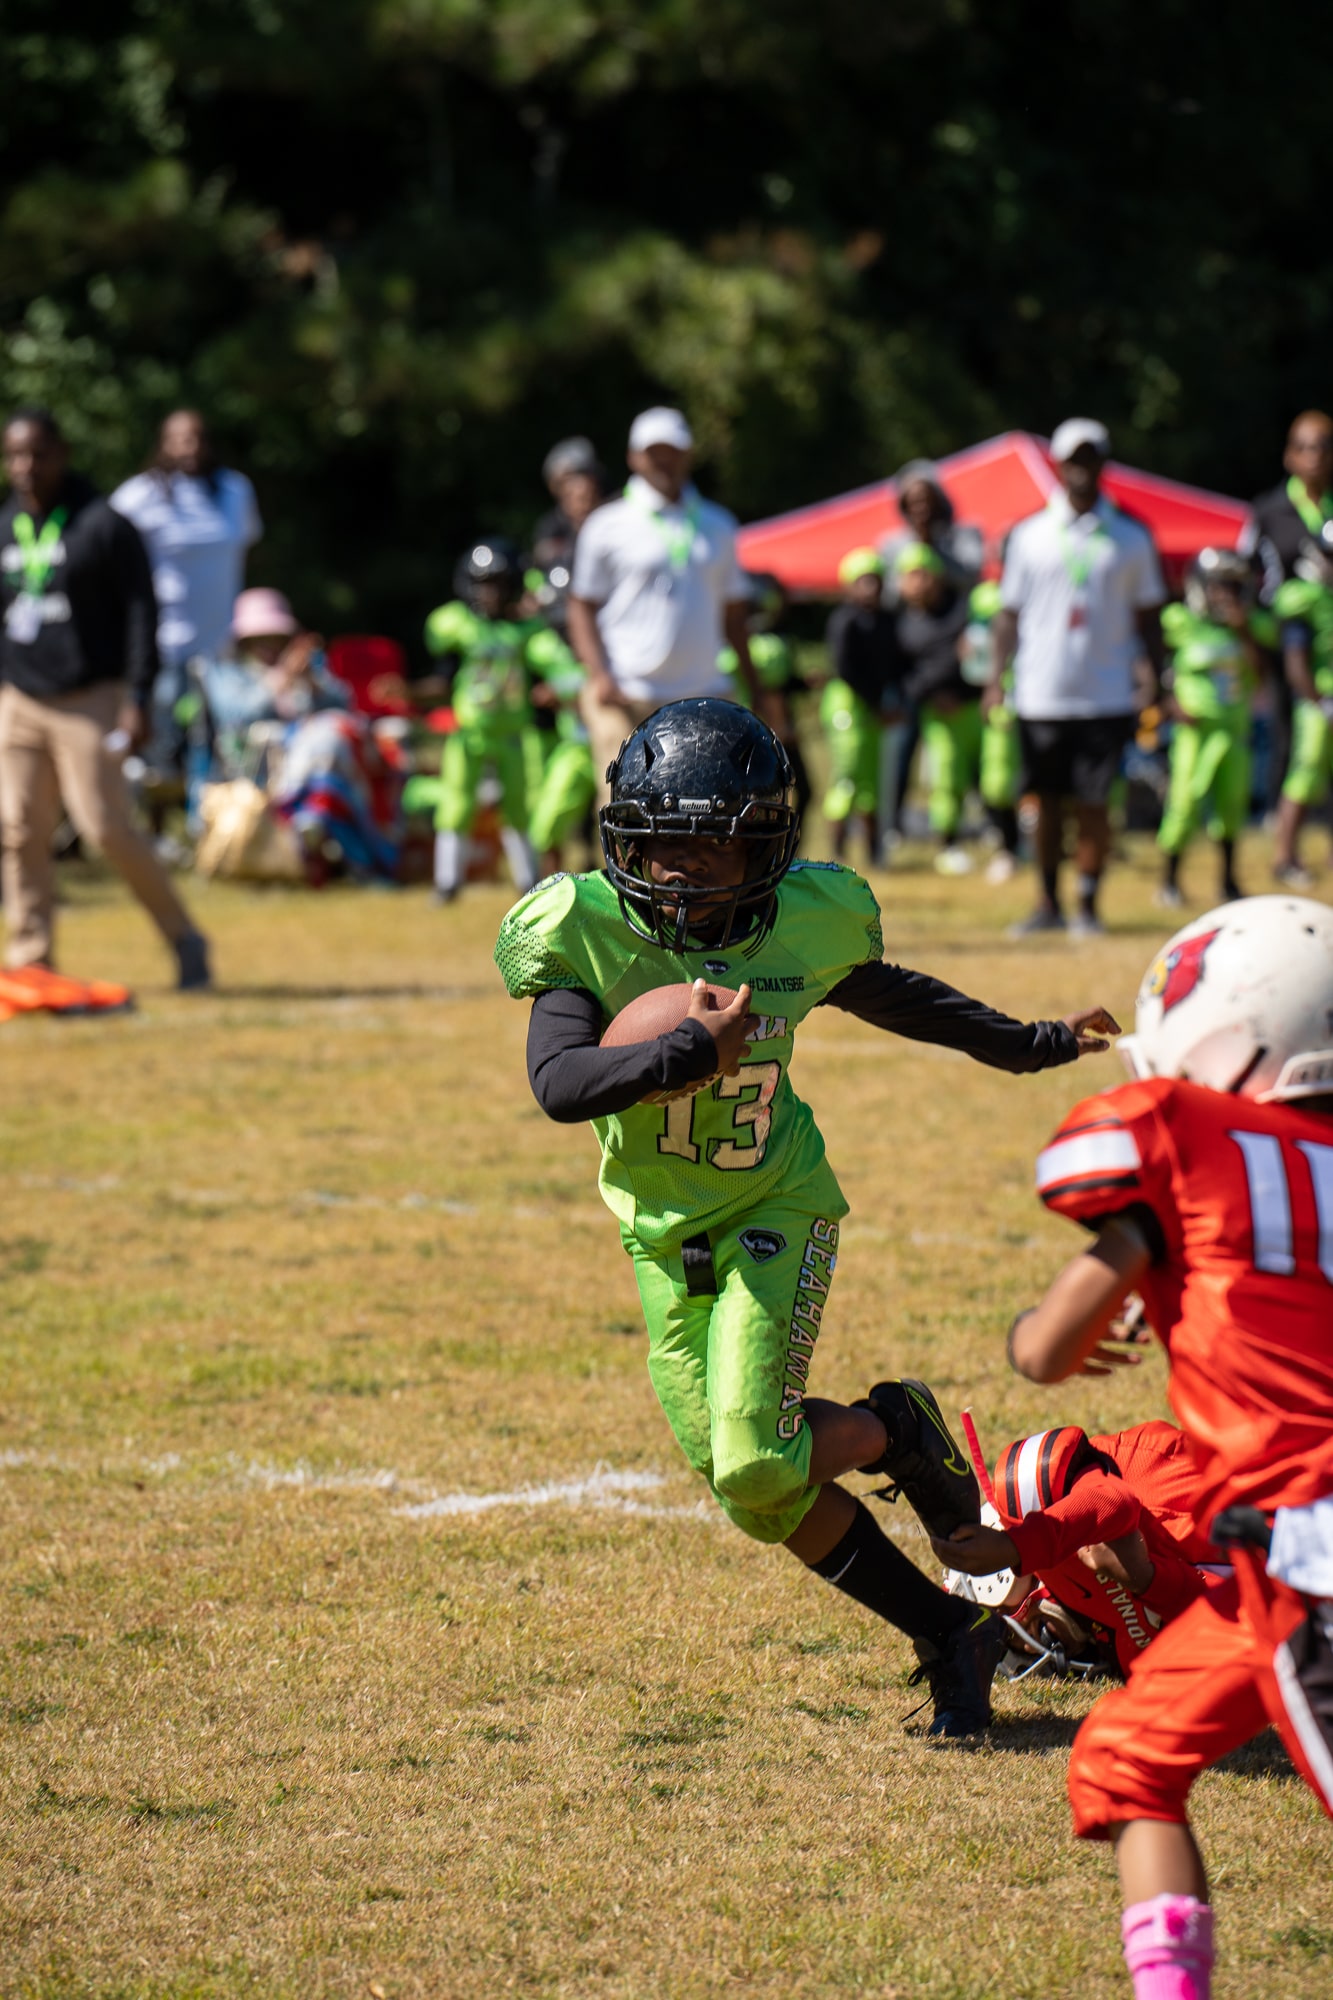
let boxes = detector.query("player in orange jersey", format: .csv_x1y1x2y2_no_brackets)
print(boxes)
1001,897,1333,2000
933,1417,1225,1681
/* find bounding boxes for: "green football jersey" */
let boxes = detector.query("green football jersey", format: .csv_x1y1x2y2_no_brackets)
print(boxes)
1162,602,1272,721
423,601,580,738
1274,577,1333,696
494,861,884,1249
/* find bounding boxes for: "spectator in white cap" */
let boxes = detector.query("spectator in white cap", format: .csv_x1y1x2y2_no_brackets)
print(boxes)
567,406,770,798
986,417,1165,937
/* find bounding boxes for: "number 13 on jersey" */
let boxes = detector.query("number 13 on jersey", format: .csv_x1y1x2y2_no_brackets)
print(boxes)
658,1061,782,1169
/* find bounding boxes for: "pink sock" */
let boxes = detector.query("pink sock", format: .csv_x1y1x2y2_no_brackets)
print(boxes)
1121,1895,1214,2000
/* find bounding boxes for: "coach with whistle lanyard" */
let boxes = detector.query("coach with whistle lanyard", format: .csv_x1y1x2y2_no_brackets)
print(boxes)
0,408,209,986
987,418,1165,939
568,407,774,802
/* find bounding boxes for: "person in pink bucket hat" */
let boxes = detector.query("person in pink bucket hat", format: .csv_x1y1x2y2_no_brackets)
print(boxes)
231,586,299,648
202,588,349,726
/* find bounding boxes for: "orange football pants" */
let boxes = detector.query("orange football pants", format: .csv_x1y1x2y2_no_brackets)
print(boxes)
1068,1555,1333,1839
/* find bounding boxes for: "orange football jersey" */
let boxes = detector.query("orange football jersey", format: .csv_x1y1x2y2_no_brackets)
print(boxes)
994,1419,1218,1674
1036,1077,1333,1527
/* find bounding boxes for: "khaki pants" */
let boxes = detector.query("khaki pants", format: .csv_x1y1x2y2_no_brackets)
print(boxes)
0,680,193,969
579,690,662,807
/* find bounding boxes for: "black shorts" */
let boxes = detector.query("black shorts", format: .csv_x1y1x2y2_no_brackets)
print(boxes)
1018,714,1136,807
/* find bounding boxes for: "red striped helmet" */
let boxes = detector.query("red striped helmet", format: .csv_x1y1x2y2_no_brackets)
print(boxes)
994,1427,1112,1529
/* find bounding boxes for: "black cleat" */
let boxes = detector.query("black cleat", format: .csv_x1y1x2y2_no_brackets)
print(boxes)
854,1377,981,1539
907,1608,1005,1739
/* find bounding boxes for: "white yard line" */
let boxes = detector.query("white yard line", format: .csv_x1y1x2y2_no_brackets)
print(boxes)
398,1466,671,1520
0,1446,717,1527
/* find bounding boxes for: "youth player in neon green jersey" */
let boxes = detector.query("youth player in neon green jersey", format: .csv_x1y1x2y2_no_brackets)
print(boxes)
494,698,1118,1736
424,538,580,900
1156,548,1274,908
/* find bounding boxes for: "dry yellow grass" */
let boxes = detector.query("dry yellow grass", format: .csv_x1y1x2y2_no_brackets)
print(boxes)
1,832,1331,1999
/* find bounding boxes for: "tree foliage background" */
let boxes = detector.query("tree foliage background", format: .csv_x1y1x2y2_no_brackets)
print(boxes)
2,0,1330,649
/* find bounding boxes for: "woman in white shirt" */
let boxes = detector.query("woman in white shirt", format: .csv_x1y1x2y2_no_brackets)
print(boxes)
111,411,262,773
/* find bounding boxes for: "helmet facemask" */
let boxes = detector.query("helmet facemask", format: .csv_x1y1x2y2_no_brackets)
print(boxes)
598,699,801,954
601,797,798,953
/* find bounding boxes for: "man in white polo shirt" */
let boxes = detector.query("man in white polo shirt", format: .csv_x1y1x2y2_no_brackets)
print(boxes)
987,418,1165,938
567,407,766,798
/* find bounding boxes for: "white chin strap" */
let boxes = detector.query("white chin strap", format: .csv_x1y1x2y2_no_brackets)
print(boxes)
1260,1051,1333,1102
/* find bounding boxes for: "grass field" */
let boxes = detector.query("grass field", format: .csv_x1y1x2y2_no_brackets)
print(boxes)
1,832,1331,2000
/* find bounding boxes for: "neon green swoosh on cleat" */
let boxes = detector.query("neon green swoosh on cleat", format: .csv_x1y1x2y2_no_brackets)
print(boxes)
906,1383,970,1478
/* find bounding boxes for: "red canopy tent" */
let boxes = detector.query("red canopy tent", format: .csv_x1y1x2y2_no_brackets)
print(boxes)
735,430,1251,594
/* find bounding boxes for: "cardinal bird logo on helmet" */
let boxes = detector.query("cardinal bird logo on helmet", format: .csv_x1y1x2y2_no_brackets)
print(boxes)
1147,927,1221,1015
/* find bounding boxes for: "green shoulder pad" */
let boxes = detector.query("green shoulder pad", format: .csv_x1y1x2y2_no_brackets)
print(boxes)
782,860,884,978
1160,602,1193,649
494,874,593,998
969,580,1003,621
424,600,478,657
1273,577,1325,623
525,624,583,693
751,632,794,687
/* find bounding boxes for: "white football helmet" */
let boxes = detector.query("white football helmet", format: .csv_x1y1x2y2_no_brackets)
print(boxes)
1120,895,1333,1102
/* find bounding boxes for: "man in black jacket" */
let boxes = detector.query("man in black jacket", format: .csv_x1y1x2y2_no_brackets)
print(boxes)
0,409,209,984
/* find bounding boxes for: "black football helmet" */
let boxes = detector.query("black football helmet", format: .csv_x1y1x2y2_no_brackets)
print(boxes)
455,537,524,604
1184,546,1254,619
599,698,800,952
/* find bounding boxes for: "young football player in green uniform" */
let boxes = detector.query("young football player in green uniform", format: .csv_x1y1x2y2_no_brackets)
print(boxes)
494,698,1118,1735
1272,523,1333,886
819,549,904,863
970,578,1024,883
718,572,812,819
1155,548,1273,908
425,538,580,900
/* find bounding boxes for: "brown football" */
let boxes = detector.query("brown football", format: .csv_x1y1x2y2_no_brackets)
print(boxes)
601,982,738,1105
600,981,738,1047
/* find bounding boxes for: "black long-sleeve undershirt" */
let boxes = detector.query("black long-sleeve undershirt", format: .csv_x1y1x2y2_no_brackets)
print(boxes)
526,962,1079,1123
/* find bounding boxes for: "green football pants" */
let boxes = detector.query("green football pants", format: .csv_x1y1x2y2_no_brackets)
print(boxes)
1158,715,1250,852
819,681,880,821
628,1207,842,1544
528,737,595,852
1281,699,1333,808
435,728,538,835
920,699,984,838
980,703,1020,811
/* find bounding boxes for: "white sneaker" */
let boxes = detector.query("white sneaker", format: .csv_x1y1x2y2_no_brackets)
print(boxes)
985,851,1017,885
934,846,974,877
1153,884,1185,910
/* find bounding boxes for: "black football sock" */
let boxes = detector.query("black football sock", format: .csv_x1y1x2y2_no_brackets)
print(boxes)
989,805,1020,856
1163,849,1181,890
807,1497,968,1649
1039,856,1061,908
1220,840,1240,898
1076,869,1099,917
